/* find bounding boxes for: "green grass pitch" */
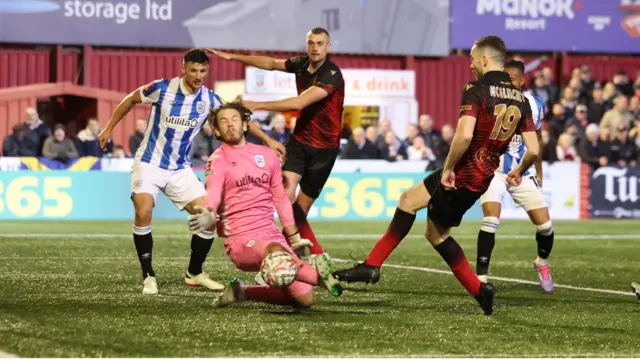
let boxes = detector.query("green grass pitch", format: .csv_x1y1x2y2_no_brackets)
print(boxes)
0,219,639,357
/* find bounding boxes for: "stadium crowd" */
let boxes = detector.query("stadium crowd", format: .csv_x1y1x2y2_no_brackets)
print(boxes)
3,65,640,171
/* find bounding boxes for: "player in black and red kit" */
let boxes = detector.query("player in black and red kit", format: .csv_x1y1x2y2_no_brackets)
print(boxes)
333,36,540,315
207,28,344,260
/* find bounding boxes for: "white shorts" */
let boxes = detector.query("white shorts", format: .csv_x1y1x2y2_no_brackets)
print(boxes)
480,172,547,212
130,162,206,210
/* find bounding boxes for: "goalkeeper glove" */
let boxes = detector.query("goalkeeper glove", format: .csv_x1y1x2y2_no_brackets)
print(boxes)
187,205,216,234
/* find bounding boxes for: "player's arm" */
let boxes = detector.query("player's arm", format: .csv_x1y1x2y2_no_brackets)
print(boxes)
188,154,226,233
247,86,329,112
98,80,162,150
206,49,287,71
534,129,543,180
268,154,312,250
443,83,479,172
513,106,541,176
442,115,476,171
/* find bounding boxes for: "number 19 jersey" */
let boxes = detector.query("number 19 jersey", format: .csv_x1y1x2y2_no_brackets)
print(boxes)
455,71,536,193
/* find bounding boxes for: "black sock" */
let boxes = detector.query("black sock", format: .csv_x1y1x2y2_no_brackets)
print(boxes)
133,230,154,280
476,230,496,276
188,233,214,275
536,231,554,260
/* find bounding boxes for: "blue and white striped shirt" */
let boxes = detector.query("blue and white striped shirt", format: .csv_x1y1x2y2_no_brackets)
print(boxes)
135,77,223,170
497,92,545,176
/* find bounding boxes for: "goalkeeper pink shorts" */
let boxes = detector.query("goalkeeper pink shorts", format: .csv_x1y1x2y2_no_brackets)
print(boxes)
224,229,312,298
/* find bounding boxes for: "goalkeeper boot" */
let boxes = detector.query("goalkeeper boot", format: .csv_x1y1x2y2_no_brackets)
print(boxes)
185,271,225,291
333,262,381,284
213,278,245,308
311,254,343,297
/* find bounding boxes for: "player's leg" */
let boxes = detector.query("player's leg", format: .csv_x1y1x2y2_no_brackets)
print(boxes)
424,187,495,315
165,169,223,290
333,171,433,283
281,137,324,255
130,162,164,295
214,236,338,308
514,176,554,293
476,174,507,282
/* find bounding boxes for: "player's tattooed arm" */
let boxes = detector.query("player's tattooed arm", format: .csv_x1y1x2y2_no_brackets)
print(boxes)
206,49,287,71
516,130,541,176
443,115,477,171
248,122,286,158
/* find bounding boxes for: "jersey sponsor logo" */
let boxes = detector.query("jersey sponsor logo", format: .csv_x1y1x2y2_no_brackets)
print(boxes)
254,154,265,168
165,116,198,130
196,101,207,114
236,173,270,188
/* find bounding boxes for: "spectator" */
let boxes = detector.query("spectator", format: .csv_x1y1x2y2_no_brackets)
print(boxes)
402,123,420,148
609,124,637,167
42,124,79,163
192,122,221,163
600,95,634,138
129,119,146,156
560,87,578,118
588,87,607,124
380,131,407,162
548,103,567,140
24,107,51,156
529,71,550,108
579,65,597,103
342,127,378,160
2,123,37,157
578,124,610,170
600,127,612,143
629,96,640,121
556,133,579,161
406,136,436,161
417,114,442,149
76,117,111,157
268,114,290,145
634,82,640,100
602,82,619,110
376,119,397,148
565,104,589,143
365,126,378,147
542,66,560,104
340,112,353,140
541,129,558,163
112,145,127,159
433,124,453,161
613,69,634,97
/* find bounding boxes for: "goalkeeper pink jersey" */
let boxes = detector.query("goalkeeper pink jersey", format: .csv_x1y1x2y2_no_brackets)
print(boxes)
204,142,294,238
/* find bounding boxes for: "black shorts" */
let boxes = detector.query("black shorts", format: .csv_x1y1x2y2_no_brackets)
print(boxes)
282,136,339,199
422,168,482,229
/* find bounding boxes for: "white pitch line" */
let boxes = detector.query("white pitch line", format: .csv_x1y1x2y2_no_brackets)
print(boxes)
333,259,636,297
1,233,640,240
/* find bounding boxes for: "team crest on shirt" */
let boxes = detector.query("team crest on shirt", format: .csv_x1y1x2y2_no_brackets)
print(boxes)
254,155,265,168
196,101,207,114
133,180,142,190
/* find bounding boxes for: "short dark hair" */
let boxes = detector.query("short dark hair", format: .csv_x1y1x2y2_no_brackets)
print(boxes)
183,49,209,65
309,27,330,39
504,60,525,74
474,35,507,62
208,102,252,137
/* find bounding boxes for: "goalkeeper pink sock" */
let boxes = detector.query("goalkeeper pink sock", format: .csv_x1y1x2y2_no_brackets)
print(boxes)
295,263,319,286
243,286,295,306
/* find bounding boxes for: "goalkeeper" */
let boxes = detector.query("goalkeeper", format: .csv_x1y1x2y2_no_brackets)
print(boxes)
188,102,342,308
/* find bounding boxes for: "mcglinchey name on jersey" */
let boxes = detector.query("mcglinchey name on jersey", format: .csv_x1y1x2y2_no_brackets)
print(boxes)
490,86,525,103
165,116,199,129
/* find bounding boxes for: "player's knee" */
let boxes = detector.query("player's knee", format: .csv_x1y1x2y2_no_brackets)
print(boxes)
536,220,553,236
480,216,500,234
264,242,287,254
134,209,152,226
293,292,314,309
398,190,419,213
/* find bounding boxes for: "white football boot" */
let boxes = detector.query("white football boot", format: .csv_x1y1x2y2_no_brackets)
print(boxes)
185,271,225,290
142,276,158,295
